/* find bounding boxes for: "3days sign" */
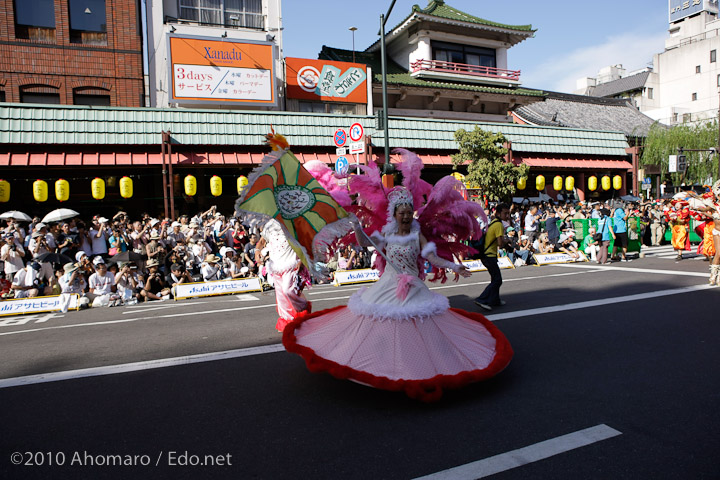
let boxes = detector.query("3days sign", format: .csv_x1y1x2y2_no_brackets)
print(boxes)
286,58,367,104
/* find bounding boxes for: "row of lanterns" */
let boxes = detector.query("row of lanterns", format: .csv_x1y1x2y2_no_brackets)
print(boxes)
516,175,622,192
0,175,250,203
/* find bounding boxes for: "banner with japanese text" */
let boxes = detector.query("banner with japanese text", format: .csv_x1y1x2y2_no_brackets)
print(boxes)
168,35,276,106
174,277,263,300
0,294,79,316
286,57,367,104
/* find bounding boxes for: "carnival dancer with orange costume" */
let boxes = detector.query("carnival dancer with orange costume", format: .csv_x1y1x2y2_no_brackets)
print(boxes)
705,181,720,285
282,149,513,402
666,199,691,260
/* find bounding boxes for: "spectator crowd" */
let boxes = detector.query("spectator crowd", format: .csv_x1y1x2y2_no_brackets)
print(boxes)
0,197,676,309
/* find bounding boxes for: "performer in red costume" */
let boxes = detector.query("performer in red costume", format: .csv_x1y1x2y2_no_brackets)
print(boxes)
666,200,691,260
282,150,513,402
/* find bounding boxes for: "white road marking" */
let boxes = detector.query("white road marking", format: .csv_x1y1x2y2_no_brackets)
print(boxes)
486,284,715,321
123,301,211,314
0,344,286,389
235,294,259,301
412,424,621,479
555,263,709,277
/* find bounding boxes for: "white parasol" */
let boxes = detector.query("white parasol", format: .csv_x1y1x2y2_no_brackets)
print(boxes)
41,208,80,224
0,210,32,222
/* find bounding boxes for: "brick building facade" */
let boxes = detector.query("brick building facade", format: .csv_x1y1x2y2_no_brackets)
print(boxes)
0,0,144,106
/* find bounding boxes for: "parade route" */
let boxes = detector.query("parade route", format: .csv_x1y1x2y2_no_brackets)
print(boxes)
1,256,718,479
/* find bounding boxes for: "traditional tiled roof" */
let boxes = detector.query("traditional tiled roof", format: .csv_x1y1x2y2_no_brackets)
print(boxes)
0,103,629,156
319,46,545,98
366,1,535,52
513,91,658,138
410,0,534,32
587,71,651,98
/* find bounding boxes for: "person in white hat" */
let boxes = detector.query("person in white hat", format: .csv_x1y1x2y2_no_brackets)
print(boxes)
87,256,117,306
1,232,25,282
58,262,89,311
166,221,185,249
201,254,226,281
140,259,169,301
89,216,110,256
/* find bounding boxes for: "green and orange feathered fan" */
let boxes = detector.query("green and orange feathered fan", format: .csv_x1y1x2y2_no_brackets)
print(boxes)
235,129,351,268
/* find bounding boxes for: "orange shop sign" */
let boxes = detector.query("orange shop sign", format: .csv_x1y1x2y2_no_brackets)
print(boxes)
286,57,367,104
168,35,276,105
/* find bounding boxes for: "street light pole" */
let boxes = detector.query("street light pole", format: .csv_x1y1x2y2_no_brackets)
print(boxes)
379,0,396,174
349,26,357,63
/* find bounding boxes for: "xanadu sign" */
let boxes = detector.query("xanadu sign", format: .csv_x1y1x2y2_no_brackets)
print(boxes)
168,35,277,106
286,58,368,104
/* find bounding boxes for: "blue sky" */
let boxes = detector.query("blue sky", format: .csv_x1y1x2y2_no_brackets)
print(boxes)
282,0,670,93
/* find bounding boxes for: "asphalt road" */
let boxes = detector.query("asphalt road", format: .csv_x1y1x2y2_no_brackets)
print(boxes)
1,255,718,479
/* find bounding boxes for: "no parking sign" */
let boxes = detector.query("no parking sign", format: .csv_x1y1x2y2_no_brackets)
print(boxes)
333,128,348,147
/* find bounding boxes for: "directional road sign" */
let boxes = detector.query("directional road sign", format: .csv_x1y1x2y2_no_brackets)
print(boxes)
333,128,348,147
349,122,364,142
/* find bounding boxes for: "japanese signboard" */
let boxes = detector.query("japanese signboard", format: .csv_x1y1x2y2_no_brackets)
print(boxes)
286,57,368,104
333,269,380,286
532,252,589,266
0,294,79,316
462,258,515,272
669,0,718,23
168,35,276,106
173,277,262,300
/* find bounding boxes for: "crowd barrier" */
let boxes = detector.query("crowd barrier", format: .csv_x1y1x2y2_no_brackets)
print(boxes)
173,277,263,300
0,294,79,317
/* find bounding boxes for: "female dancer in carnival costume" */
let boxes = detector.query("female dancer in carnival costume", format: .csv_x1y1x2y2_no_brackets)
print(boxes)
700,181,720,285
666,199,691,260
282,149,513,402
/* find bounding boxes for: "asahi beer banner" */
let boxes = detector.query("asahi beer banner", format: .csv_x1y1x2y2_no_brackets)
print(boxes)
0,294,79,316
174,277,263,300
286,58,368,103
168,36,276,105
533,252,589,266
333,269,380,286
462,257,515,272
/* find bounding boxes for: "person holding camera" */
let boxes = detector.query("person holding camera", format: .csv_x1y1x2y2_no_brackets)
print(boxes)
166,263,193,298
115,261,142,304
140,259,170,301
89,216,110,257
28,231,52,258
1,233,25,282
11,261,54,298
56,222,79,257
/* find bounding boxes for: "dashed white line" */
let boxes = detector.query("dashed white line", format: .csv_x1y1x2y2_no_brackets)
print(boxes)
412,424,622,479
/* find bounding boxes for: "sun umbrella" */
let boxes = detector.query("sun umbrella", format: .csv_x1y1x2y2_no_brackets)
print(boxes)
620,195,641,202
109,250,145,263
36,252,73,265
41,208,80,224
0,210,32,222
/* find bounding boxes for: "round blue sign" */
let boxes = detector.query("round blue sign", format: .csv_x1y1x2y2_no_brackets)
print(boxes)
335,156,349,174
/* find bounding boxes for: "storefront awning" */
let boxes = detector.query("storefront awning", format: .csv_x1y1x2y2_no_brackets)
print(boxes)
521,157,633,170
0,152,456,167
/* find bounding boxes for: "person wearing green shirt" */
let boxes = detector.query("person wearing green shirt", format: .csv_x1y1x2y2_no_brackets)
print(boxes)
475,203,510,312
581,226,599,262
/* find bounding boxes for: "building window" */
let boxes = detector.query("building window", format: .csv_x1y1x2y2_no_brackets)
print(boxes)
432,41,496,68
178,0,263,29
683,113,691,123
646,87,653,99
692,92,698,101
73,87,111,106
696,65,701,74
68,0,107,45
298,101,355,115
14,0,56,41
20,84,61,104
0,91,5,102
712,49,717,63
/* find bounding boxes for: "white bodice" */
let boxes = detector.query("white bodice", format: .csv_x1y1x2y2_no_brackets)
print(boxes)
385,232,420,276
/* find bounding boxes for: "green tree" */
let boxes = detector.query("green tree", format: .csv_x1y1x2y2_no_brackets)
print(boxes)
641,121,719,185
451,126,528,202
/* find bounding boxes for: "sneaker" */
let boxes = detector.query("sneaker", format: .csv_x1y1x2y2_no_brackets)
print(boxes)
621,258,627,262
474,300,492,311
498,300,507,306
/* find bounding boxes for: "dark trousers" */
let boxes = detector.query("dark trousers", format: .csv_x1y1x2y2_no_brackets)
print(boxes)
476,255,502,306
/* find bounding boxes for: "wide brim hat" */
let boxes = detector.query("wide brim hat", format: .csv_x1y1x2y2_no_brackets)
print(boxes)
146,259,160,267
63,262,79,274
204,254,220,264
149,233,161,240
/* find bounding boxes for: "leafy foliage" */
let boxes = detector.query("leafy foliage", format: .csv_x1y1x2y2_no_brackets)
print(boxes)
451,126,529,202
641,121,719,184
